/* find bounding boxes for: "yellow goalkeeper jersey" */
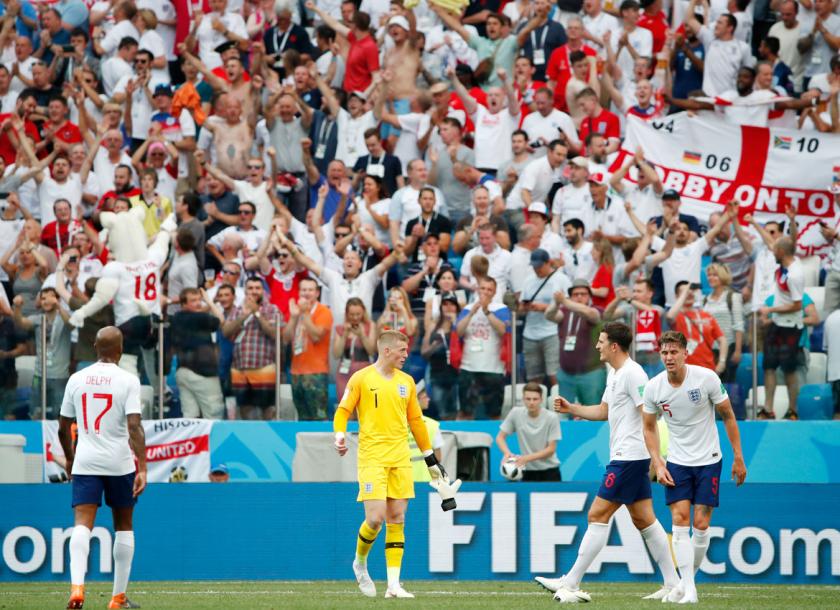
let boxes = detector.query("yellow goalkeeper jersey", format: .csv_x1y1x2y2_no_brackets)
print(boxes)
334,365,431,468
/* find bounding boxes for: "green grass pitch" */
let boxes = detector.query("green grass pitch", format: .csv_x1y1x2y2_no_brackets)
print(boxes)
2,581,838,609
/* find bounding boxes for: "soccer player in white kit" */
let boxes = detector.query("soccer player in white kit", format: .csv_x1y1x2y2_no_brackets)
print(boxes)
58,327,147,610
536,322,680,603
642,330,747,604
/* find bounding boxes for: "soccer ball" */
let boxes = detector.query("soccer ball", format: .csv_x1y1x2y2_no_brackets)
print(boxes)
500,458,523,481
169,465,189,483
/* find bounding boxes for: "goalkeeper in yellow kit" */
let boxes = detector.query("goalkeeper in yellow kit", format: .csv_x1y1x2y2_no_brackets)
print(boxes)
334,330,459,598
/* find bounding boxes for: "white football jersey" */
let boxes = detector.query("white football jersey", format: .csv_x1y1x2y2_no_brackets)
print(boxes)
59,362,142,476
104,257,163,326
602,358,650,462
643,365,728,467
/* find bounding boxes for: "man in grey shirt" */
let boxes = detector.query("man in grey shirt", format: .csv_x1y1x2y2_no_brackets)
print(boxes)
427,117,474,225
265,89,313,220
495,382,562,481
521,249,571,389
13,287,72,418
167,227,200,315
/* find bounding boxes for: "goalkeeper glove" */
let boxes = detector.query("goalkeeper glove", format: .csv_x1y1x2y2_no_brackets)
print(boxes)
424,450,460,511
429,476,461,512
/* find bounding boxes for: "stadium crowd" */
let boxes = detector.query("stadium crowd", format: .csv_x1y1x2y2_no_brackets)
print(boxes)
0,0,838,423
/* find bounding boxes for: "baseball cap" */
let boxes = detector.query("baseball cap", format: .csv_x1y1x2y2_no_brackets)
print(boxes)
528,202,549,216
429,82,449,95
570,157,590,169
530,248,550,268
214,40,238,55
568,279,592,296
588,171,608,185
148,141,166,155
388,15,410,30
440,290,459,305
349,90,367,101
211,463,229,475
662,189,681,200
153,84,173,98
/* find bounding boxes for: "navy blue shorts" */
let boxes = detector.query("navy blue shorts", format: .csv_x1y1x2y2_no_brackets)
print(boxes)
72,473,137,509
665,460,722,507
596,459,652,505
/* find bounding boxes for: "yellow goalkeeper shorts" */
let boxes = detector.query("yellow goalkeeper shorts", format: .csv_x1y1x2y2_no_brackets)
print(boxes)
357,466,414,502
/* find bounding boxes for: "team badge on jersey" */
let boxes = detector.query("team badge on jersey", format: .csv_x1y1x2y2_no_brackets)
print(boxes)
364,482,373,493
398,384,408,398
688,388,701,403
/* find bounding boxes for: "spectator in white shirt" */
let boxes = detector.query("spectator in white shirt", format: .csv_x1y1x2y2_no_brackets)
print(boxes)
449,65,521,173
100,36,137,98
460,223,513,302
92,1,140,58
612,0,654,84
684,0,754,96
521,88,581,155
505,140,568,239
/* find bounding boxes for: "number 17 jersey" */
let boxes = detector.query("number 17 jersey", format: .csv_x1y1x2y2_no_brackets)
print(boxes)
59,362,143,476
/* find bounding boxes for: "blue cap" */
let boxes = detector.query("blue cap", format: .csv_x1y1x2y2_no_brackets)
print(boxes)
530,248,550,268
153,84,173,97
211,463,228,475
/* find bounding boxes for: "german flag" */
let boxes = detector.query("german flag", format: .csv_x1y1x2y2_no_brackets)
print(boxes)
682,151,702,165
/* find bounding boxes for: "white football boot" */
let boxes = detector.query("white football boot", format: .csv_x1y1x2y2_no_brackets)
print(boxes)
644,586,675,600
662,585,685,603
678,589,698,604
352,560,376,598
535,576,565,593
385,584,415,598
552,577,591,603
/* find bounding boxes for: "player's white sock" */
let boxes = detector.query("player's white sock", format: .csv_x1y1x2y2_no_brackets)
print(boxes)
69,525,91,586
691,527,710,574
673,526,696,593
386,567,401,590
112,531,135,596
565,522,610,590
640,520,680,588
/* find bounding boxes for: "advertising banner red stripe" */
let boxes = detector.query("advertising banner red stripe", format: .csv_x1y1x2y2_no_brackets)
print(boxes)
145,434,210,463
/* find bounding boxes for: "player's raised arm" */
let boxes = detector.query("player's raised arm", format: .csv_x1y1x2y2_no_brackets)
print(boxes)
333,374,361,456
127,413,147,497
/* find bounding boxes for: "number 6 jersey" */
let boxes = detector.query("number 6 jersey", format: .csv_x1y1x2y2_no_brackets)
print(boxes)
60,362,142,476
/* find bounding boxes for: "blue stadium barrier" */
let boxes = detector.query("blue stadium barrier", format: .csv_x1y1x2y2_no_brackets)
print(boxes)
1,483,838,584
797,384,834,420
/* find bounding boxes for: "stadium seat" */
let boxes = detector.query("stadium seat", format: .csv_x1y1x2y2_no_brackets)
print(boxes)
806,353,828,385
15,356,35,390
745,386,790,419
800,255,821,287
797,384,834,420
735,352,763,395
807,286,826,321
502,383,549,416
700,255,712,295
810,322,825,353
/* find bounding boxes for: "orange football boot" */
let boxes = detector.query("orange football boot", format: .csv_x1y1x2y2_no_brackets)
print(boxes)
66,584,84,609
108,593,141,608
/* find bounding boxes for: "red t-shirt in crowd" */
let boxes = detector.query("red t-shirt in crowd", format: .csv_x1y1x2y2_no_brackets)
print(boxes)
546,44,597,112
264,268,309,319
98,187,142,209
41,219,83,256
638,10,669,54
672,310,724,371
343,31,379,93
0,114,41,165
43,120,83,147
591,264,615,309
450,87,487,134
515,80,546,123
578,108,621,145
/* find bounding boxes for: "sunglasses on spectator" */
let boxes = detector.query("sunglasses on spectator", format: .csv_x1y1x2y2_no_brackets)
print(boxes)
276,252,290,258
239,209,254,215
248,164,264,170
224,268,241,275
335,232,351,239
